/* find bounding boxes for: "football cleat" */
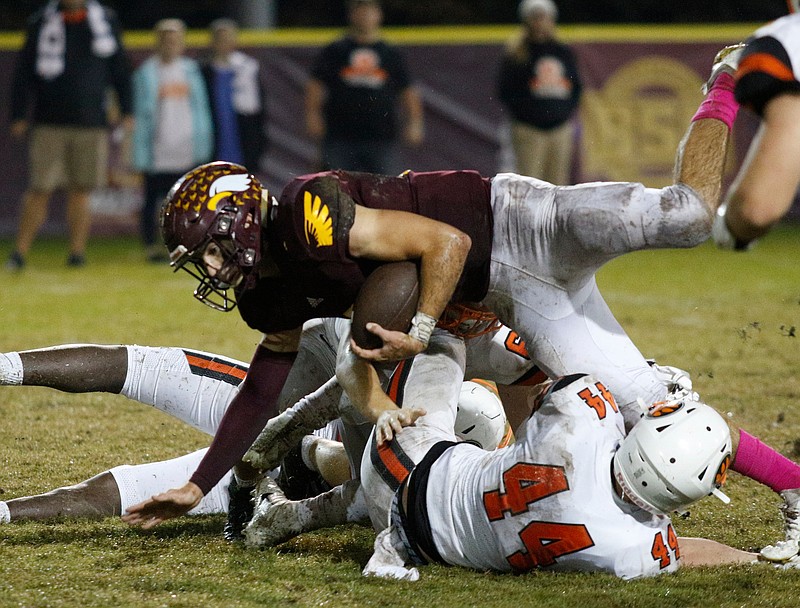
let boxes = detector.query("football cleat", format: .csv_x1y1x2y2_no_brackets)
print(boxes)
222,476,255,542
244,475,306,548
702,43,745,95
761,489,800,562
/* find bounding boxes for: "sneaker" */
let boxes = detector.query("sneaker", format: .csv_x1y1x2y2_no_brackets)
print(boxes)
702,43,745,94
66,253,86,267
222,477,255,542
5,251,25,272
244,475,305,548
759,489,800,562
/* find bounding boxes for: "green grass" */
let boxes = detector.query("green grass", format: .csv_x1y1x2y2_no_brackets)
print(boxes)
1,231,800,607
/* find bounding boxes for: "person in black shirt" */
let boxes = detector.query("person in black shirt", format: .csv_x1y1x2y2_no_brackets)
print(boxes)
497,0,582,185
6,0,132,270
304,0,424,175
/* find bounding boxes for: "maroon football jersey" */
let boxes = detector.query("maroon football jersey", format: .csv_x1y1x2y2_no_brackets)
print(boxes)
235,170,493,333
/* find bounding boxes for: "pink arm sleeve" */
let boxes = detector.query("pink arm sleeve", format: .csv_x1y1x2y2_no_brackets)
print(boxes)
189,345,296,495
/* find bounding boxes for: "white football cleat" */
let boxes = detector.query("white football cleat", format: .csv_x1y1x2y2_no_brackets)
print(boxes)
702,43,745,94
759,489,800,562
244,475,306,548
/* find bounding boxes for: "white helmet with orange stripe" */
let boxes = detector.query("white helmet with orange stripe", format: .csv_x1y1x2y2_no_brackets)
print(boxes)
788,0,799,13
456,380,513,450
613,398,732,515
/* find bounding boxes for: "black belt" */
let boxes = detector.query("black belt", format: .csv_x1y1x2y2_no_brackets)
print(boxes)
393,440,457,565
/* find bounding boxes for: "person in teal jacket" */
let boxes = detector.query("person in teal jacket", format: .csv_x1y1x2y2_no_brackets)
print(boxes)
132,18,213,262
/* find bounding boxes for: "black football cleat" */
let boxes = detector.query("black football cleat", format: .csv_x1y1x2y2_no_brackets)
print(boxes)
223,476,255,542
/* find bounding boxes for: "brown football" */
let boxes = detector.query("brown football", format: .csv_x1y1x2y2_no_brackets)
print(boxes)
351,261,420,350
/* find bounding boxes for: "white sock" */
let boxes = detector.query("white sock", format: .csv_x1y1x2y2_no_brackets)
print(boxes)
0,352,23,385
300,435,317,471
0,501,10,523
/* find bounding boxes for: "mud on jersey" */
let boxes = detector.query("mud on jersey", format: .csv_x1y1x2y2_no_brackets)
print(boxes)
736,13,800,116
421,374,680,579
236,170,494,333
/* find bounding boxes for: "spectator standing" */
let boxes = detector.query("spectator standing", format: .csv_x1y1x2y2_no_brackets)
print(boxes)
304,0,424,175
201,19,268,171
131,18,213,262
6,0,132,271
497,0,582,185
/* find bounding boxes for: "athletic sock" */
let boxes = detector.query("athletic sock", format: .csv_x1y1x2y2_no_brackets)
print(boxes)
0,352,23,385
732,430,800,492
691,72,739,131
0,501,10,523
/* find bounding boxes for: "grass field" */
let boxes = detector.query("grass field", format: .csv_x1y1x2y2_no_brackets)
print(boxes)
1,230,799,607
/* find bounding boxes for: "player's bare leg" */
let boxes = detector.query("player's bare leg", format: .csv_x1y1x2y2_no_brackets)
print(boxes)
301,435,351,487
675,44,744,214
673,119,730,213
0,472,121,522
0,345,128,391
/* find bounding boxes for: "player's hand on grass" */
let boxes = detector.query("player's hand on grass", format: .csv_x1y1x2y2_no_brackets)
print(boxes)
350,323,426,362
122,481,203,529
375,407,426,445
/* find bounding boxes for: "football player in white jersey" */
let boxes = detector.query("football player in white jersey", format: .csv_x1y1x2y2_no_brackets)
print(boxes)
0,341,348,528
0,314,533,530
350,332,759,580
713,7,800,250
709,5,800,562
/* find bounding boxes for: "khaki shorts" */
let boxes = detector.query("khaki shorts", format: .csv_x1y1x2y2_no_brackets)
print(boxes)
29,125,109,191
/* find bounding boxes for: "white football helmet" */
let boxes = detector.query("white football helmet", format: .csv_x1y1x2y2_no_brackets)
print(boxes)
613,398,732,515
789,0,799,13
455,380,512,450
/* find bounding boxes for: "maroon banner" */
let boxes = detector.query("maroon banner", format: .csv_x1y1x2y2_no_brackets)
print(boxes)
0,35,775,237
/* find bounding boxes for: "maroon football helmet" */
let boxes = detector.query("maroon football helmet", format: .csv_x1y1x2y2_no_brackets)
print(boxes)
161,161,264,311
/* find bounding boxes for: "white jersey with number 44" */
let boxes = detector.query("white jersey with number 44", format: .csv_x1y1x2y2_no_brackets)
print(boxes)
424,374,681,579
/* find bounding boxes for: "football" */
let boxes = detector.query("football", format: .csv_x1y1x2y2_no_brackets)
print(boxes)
351,261,420,350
